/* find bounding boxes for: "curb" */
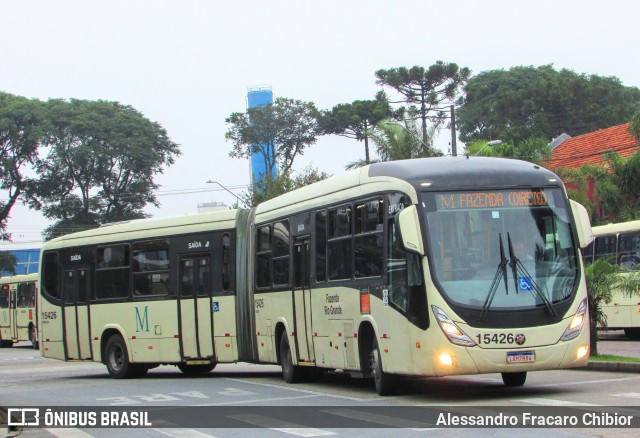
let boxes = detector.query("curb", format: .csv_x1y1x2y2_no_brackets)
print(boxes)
583,361,640,373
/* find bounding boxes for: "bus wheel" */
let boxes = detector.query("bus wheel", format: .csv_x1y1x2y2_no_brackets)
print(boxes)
30,325,39,350
624,328,640,340
370,339,394,396
501,372,527,387
178,363,216,375
279,334,303,383
105,335,143,379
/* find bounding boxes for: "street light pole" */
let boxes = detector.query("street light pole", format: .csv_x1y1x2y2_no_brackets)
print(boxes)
205,180,245,207
473,140,502,157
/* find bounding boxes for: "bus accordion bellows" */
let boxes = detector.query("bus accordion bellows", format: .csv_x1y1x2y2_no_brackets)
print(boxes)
582,220,640,339
38,156,593,395
1,273,39,349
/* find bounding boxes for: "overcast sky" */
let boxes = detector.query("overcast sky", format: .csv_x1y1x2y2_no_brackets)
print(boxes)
2,0,639,249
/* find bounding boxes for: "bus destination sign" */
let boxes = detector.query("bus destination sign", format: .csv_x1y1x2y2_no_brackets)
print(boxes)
436,190,549,211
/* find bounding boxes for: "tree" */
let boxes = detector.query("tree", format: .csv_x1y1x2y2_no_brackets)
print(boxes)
375,61,470,147
630,108,640,143
238,166,330,208
36,99,180,239
464,137,551,166
226,98,321,178
320,91,392,165
584,259,618,356
0,92,44,241
458,65,640,145
345,118,443,170
0,251,17,275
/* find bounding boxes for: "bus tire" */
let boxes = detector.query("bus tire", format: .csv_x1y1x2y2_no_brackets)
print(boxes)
178,363,216,375
105,335,143,379
279,334,303,383
371,339,394,396
501,371,527,387
624,328,640,340
29,324,39,350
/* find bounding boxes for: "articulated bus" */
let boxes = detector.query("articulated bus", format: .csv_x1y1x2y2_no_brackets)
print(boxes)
582,220,640,339
38,157,592,395
0,273,39,348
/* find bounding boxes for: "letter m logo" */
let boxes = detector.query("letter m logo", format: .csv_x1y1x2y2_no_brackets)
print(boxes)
135,306,150,333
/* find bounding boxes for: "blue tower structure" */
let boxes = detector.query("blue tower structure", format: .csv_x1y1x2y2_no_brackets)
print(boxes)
247,86,277,185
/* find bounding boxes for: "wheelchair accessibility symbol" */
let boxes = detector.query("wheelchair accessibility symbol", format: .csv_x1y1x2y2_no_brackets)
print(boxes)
213,301,220,312
518,276,533,291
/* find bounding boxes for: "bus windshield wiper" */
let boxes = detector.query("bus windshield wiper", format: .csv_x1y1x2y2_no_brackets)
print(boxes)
507,233,556,316
477,233,509,322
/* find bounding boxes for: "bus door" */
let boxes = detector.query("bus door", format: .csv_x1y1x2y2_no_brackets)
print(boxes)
178,255,214,360
293,237,314,363
62,266,92,360
8,286,17,340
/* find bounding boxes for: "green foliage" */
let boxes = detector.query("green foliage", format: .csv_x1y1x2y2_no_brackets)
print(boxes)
0,92,45,241
584,259,620,355
376,61,470,147
630,108,640,143
0,251,17,275
320,91,392,165
463,137,551,166
458,65,640,144
37,98,180,240
239,166,330,208
226,98,321,176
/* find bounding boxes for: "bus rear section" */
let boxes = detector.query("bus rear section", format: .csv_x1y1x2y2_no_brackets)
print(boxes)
0,274,39,348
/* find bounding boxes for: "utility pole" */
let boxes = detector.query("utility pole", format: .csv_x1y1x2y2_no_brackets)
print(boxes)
450,105,458,156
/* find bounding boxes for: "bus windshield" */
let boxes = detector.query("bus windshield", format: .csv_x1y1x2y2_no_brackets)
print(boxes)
422,188,579,312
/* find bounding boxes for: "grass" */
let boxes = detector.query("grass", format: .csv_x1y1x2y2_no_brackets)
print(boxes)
590,354,640,363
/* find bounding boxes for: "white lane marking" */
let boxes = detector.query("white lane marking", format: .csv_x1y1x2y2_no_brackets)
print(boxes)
225,377,370,402
515,398,596,406
612,392,640,399
323,408,440,430
534,376,640,388
228,414,336,436
155,429,218,438
44,429,93,438
194,394,320,406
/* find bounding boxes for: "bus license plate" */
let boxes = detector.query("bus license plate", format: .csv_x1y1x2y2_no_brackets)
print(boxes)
506,351,535,364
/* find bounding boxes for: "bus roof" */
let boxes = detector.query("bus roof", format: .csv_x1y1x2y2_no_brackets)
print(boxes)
0,273,38,284
592,220,640,237
256,157,562,215
42,209,239,248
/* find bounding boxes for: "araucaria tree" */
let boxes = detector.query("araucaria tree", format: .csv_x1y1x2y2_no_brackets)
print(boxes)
0,92,44,241
36,99,180,239
375,61,470,147
320,91,392,165
225,97,321,178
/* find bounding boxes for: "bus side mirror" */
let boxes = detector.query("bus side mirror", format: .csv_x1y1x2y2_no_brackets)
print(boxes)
570,200,593,249
398,205,424,256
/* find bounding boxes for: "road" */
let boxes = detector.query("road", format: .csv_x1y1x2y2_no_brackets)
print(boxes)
1,340,639,438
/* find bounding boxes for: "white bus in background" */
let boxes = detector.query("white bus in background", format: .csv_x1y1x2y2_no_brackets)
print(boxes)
38,157,592,395
583,220,640,339
0,273,39,348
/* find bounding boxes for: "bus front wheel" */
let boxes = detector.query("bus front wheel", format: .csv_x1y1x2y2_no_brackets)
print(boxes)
501,372,527,387
279,334,303,383
105,335,146,379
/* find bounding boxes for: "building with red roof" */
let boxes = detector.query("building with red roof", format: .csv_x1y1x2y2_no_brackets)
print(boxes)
549,123,638,170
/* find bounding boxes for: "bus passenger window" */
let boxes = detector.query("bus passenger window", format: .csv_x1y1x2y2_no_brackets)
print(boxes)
315,210,327,282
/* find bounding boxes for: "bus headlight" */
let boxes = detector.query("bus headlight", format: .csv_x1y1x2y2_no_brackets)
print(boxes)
432,306,476,347
560,299,587,341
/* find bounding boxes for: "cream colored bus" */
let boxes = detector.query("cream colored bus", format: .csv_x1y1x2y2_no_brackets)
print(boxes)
39,157,592,395
1,273,39,348
582,220,640,339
